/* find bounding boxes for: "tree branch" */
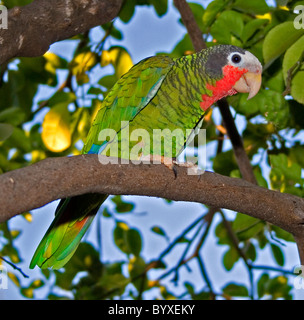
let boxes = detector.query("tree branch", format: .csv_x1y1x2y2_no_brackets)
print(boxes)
1,154,304,240
0,0,123,65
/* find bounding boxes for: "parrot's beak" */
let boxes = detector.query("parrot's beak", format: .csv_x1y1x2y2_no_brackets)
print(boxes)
233,71,262,100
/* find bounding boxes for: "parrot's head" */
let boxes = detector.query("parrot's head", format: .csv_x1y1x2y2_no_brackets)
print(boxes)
200,45,262,111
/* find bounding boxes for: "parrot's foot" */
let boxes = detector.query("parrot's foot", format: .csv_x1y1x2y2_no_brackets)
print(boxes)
139,155,202,177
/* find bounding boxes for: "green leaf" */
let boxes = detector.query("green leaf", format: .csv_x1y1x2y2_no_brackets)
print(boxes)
113,221,142,256
215,221,233,246
257,273,269,298
237,89,289,128
271,225,294,243
119,0,136,22
222,283,249,297
223,247,239,271
0,107,26,126
0,123,14,141
233,0,269,15
111,195,135,213
151,226,168,238
288,99,304,130
98,74,117,90
128,256,147,292
114,221,130,254
257,273,292,299
98,273,129,295
203,0,226,27
87,87,103,95
263,22,304,67
242,19,269,44
269,153,303,195
151,0,168,16
258,90,289,128
102,207,112,218
282,35,304,104
289,144,304,169
270,243,285,266
232,213,264,240
265,70,285,93
210,10,244,45
127,228,142,256
5,127,32,153
267,275,292,299
213,150,238,176
47,91,76,107
244,242,257,262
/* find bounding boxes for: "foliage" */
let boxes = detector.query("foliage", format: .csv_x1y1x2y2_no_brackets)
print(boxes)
0,0,304,300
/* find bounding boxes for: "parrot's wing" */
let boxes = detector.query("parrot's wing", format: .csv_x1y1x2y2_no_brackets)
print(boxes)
83,55,174,154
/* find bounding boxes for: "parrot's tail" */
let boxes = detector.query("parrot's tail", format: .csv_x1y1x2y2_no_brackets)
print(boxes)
30,193,108,269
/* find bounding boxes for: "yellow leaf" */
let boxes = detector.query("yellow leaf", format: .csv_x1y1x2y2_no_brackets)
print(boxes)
23,212,32,222
11,254,19,263
42,104,71,152
256,13,271,21
32,279,43,288
22,288,34,298
100,50,113,67
72,51,97,84
101,47,133,78
10,230,20,238
74,51,97,71
43,52,62,73
8,272,20,287
117,221,129,231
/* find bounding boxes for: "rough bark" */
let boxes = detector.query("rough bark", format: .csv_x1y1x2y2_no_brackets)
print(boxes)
0,0,123,65
1,154,304,241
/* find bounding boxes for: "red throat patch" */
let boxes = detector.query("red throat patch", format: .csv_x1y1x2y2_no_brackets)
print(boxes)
200,65,248,111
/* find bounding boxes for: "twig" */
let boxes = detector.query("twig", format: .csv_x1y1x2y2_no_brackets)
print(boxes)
283,50,304,97
249,264,295,276
196,254,215,299
0,256,29,278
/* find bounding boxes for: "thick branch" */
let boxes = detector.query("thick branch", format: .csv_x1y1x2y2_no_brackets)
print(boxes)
0,0,123,65
1,154,304,239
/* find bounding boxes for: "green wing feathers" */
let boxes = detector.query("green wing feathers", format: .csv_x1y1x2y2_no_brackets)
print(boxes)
30,194,107,269
83,55,174,154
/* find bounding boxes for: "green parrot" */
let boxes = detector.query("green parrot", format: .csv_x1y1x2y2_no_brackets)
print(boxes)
30,45,262,269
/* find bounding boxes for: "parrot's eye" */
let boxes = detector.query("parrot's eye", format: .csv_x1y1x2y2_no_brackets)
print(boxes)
231,54,242,64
